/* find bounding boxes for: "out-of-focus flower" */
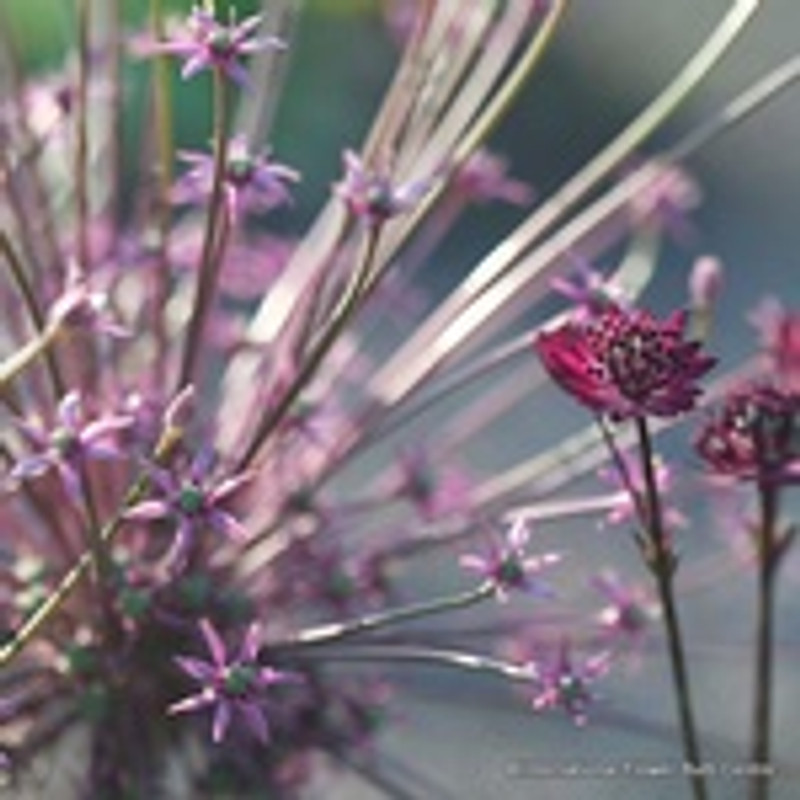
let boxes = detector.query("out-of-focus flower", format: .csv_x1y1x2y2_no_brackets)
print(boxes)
460,519,560,602
146,6,284,86
749,297,800,392
451,149,533,207
173,136,299,222
592,571,659,650
170,618,299,744
550,261,630,320
334,149,434,225
628,162,701,242
392,445,472,521
11,392,132,503
47,263,130,338
528,639,611,726
695,382,800,483
598,451,687,531
535,304,716,420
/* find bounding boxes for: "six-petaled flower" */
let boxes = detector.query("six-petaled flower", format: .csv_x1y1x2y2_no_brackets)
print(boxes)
528,639,611,726
126,447,252,571
169,618,299,744
149,6,284,86
460,519,560,602
334,149,433,225
535,304,716,420
11,392,132,503
173,135,299,222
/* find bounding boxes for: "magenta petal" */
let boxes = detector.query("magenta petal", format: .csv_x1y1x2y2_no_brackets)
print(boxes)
174,656,216,683
125,500,171,521
239,702,269,744
168,689,215,716
208,472,252,504
199,619,228,668
58,392,83,430
10,454,53,481
211,701,232,743
207,509,249,541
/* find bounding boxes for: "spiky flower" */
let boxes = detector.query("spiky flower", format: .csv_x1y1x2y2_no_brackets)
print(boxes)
535,304,716,420
170,619,299,744
11,392,132,503
150,6,284,85
460,519,560,602
528,639,611,726
173,135,299,222
695,382,800,483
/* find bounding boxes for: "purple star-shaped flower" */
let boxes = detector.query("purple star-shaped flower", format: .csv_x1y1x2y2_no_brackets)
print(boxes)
126,447,252,569
334,149,433,226
173,135,299,222
150,6,284,86
12,392,132,503
529,639,611,726
459,519,560,602
169,618,299,744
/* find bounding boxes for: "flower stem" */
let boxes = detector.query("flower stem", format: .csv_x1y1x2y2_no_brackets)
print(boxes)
0,231,66,398
635,417,707,800
76,0,92,271
177,69,230,390
149,0,175,386
238,226,382,470
275,581,494,649
749,481,779,800
0,415,185,667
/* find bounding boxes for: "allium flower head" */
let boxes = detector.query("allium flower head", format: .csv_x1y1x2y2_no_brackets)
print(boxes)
695,382,800,483
535,304,716,420
173,135,299,222
151,6,284,86
460,519,560,602
170,618,298,744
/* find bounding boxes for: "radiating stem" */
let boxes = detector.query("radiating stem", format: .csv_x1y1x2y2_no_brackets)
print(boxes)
293,642,533,684
274,581,494,650
0,231,66,397
749,481,779,800
76,0,92,271
177,69,230,389
238,227,382,470
149,0,175,386
635,417,707,800
0,417,185,667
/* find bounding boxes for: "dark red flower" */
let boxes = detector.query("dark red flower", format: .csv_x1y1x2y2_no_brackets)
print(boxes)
695,382,800,482
535,304,715,420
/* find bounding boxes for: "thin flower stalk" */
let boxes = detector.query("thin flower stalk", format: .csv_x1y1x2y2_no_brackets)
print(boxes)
278,581,495,650
749,480,780,800
177,70,231,389
636,417,707,800
368,0,759,407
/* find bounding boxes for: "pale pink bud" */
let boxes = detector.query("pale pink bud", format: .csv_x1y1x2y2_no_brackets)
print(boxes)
689,256,723,311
